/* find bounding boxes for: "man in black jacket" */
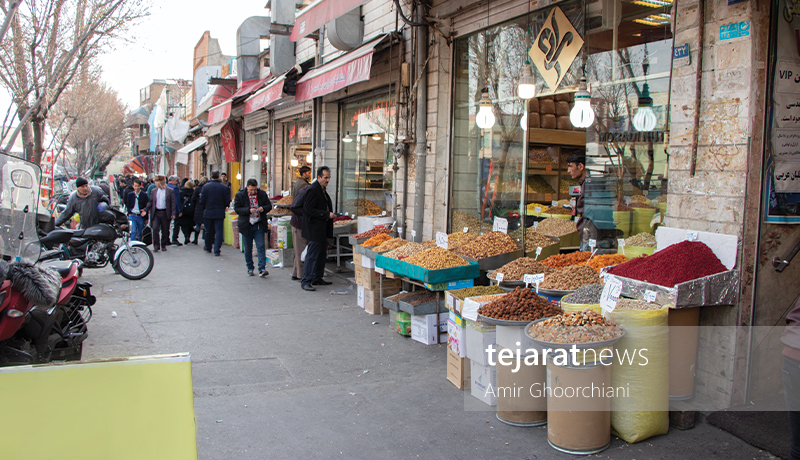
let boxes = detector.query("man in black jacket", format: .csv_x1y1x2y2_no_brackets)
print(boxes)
300,166,335,291
234,179,271,277
199,170,229,256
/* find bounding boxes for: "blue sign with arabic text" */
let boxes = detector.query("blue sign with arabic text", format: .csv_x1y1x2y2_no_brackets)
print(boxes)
719,21,750,41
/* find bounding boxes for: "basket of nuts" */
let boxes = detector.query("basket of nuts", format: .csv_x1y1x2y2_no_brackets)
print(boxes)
375,248,480,284
525,310,625,350
452,231,524,271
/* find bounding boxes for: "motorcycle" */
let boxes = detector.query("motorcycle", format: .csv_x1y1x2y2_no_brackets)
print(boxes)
0,152,94,365
39,204,154,280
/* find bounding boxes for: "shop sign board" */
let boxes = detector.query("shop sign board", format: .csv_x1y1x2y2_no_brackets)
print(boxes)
530,6,584,92
719,21,750,41
673,44,691,67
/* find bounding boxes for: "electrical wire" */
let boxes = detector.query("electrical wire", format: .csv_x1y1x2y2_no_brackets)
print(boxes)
393,0,426,27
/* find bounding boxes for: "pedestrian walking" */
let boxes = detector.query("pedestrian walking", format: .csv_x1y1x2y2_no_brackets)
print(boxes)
199,170,228,256
144,175,177,252
234,179,271,277
126,178,149,242
177,181,196,244
167,175,184,246
300,166,335,291
191,177,208,245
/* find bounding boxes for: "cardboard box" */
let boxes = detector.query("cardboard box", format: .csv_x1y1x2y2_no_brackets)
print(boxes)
364,286,400,315
466,320,497,366
470,361,498,406
447,347,470,389
445,291,465,315
357,285,365,308
411,312,449,345
353,253,362,268
396,311,411,336
357,266,401,291
361,254,375,269
424,278,474,291
447,311,466,358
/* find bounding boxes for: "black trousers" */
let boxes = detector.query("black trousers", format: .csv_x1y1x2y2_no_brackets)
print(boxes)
151,210,170,250
301,240,327,284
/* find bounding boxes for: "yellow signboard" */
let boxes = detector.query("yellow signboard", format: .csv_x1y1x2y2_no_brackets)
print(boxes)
0,354,197,460
530,6,584,92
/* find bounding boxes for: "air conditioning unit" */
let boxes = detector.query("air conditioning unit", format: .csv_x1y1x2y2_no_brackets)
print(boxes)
586,0,621,32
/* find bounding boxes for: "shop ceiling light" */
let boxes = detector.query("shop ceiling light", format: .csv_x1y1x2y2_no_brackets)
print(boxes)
570,77,594,129
475,88,495,129
342,131,353,143
306,152,313,164
252,149,259,161
632,83,657,132
290,158,299,167
236,172,242,180
372,133,381,141
517,64,536,100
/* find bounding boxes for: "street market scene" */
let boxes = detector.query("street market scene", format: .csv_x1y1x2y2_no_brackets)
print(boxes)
0,0,798,459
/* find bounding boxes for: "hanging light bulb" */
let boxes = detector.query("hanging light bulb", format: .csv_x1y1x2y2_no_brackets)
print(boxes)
236,172,242,180
520,112,527,131
570,77,595,128
632,83,657,132
475,88,495,129
517,63,536,100
290,158,299,167
306,152,313,164
252,148,259,162
372,133,381,141
342,131,353,143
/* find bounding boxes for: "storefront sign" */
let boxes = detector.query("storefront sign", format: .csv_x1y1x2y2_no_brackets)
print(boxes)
207,100,231,125
673,44,691,67
774,161,800,193
598,131,665,143
295,50,374,102
530,6,583,92
719,21,750,41
244,78,285,115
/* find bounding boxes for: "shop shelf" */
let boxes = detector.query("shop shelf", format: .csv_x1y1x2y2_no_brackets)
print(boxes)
375,254,480,284
399,297,446,316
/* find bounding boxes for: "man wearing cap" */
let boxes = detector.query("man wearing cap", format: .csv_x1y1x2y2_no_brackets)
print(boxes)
55,177,109,229
167,175,183,246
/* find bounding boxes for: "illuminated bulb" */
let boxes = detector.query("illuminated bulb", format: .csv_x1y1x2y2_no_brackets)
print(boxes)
290,158,299,167
252,152,259,161
520,112,527,131
372,133,381,141
475,89,495,129
306,152,312,164
342,131,353,143
632,83,658,132
570,77,595,128
517,65,536,100
236,172,241,180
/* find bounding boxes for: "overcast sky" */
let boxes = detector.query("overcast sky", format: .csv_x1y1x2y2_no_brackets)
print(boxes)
1,1,271,116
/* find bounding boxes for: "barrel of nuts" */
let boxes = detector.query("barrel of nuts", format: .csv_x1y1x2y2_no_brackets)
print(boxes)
526,310,623,343
477,287,563,322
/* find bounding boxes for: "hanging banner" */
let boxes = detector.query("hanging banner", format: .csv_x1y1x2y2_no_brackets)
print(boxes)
221,122,238,163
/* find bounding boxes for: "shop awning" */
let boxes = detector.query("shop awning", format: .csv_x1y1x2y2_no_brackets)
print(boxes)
290,0,369,41
295,35,387,102
244,76,286,114
231,78,270,100
196,82,235,115
207,100,232,125
177,137,207,154
205,122,225,137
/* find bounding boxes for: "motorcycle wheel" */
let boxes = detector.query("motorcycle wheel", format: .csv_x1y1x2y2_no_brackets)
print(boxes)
116,246,154,280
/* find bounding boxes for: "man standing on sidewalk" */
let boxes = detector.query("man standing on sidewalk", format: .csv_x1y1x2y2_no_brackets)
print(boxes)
300,166,335,292
234,179,271,277
289,166,312,281
144,175,176,252
167,175,184,246
126,178,149,242
293,166,311,196
199,170,228,256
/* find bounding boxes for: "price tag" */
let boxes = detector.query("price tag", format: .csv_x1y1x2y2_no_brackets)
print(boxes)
644,290,657,303
617,238,626,256
411,230,416,238
589,239,597,249
381,211,387,216
686,231,698,241
652,200,658,207
495,272,505,282
600,276,623,313
463,227,468,233
493,217,508,234
551,201,558,207
624,197,631,205
533,221,539,230
435,232,449,249
524,273,545,293
535,246,543,260
535,206,542,215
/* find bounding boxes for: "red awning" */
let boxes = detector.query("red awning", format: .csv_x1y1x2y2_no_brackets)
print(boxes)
290,0,369,41
207,100,232,125
244,77,286,114
295,35,387,102
231,78,270,100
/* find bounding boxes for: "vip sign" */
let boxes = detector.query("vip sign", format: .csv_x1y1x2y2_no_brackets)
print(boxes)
530,6,584,92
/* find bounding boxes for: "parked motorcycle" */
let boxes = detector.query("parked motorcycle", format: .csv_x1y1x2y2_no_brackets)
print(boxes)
39,204,154,280
0,152,94,365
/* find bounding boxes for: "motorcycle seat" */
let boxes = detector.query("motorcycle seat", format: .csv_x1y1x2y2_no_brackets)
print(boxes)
41,259,81,278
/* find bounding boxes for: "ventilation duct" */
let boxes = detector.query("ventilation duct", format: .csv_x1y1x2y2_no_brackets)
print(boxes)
328,8,364,51
237,16,271,85
271,0,297,76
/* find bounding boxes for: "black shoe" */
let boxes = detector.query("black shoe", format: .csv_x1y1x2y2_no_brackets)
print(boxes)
192,240,198,245
172,241,183,246
204,248,211,253
312,280,332,286
301,284,316,291
184,240,190,245
248,270,255,277
153,248,160,252
259,270,268,277
214,253,221,257
291,276,300,281
161,247,167,252
165,242,172,246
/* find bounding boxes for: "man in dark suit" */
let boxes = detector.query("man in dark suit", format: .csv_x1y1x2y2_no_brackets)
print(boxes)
199,170,229,256
300,166,335,291
143,175,176,252
126,178,149,242
234,178,272,277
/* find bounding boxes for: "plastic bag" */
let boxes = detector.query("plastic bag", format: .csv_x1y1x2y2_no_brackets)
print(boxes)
300,246,307,262
604,305,669,443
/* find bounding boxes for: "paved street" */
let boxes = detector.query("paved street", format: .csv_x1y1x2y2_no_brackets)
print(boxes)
82,244,777,460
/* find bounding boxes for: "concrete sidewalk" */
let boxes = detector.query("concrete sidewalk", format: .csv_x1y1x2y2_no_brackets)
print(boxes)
82,243,778,460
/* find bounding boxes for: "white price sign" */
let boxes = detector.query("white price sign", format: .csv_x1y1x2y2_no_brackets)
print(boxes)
600,276,623,313
617,238,626,256
463,227,469,233
381,211,387,216
686,231,699,241
533,221,539,230
493,217,508,234
535,246,543,260
524,274,545,293
589,239,597,249
535,206,542,215
644,290,657,303
435,232,448,249
495,272,505,282
551,201,558,207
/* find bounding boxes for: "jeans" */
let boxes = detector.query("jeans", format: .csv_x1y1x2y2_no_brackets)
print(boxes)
301,240,327,285
241,226,266,272
783,356,800,460
129,214,145,242
204,218,224,254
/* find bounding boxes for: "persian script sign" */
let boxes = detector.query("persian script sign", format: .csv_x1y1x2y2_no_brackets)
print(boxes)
530,6,584,92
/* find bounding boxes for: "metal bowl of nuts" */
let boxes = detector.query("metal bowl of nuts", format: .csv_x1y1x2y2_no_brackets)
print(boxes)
524,313,625,351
